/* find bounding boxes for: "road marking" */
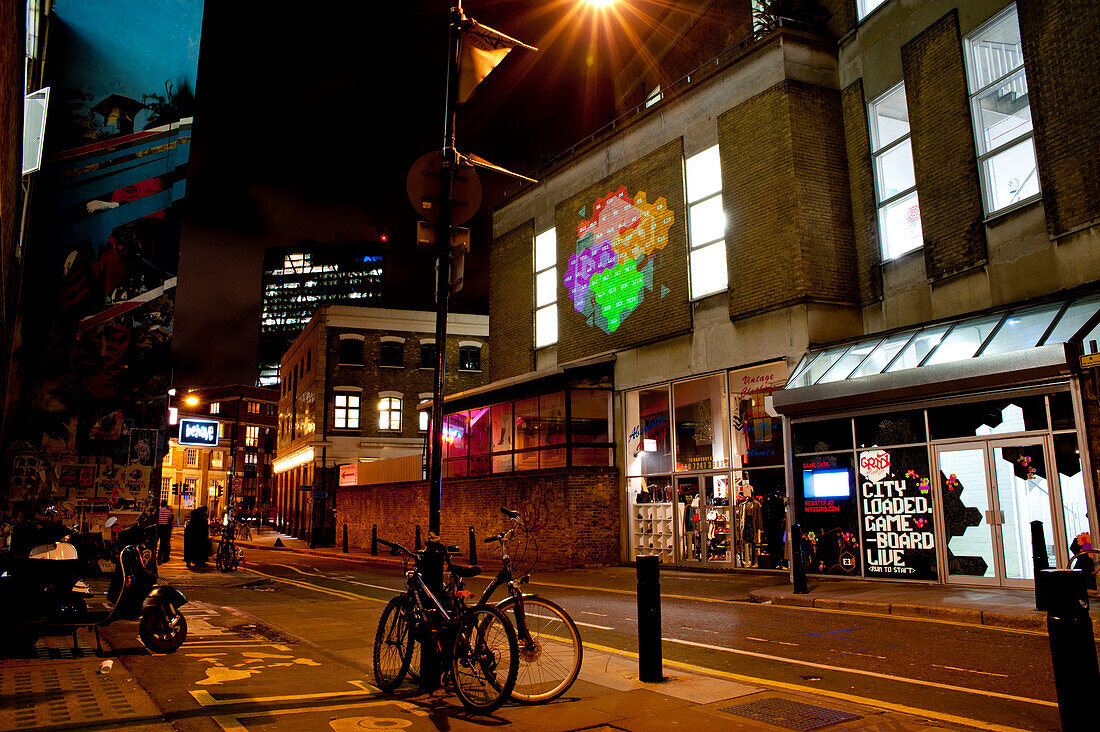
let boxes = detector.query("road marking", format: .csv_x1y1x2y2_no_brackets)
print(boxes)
263,563,402,594
527,578,1047,635
243,567,387,602
271,563,322,576
191,680,377,707
527,612,611,630
746,636,769,642
582,611,608,617
932,664,1010,678
659,635,1054,707
210,699,428,731
578,639,1034,732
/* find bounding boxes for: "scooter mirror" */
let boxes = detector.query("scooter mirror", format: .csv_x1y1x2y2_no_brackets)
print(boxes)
104,516,118,529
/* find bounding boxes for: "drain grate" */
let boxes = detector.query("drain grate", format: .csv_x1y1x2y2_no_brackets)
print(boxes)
719,698,862,731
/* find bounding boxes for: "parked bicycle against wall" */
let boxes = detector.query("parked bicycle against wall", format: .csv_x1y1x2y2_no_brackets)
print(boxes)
478,507,583,703
215,517,244,572
372,537,519,713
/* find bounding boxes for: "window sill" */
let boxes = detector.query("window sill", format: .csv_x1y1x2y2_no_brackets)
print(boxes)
379,364,405,369
983,194,1042,226
458,368,482,373
338,362,364,368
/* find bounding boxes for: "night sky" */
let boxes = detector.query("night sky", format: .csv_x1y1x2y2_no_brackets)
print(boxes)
172,0,656,386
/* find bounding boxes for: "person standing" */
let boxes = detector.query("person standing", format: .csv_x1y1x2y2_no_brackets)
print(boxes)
156,500,173,563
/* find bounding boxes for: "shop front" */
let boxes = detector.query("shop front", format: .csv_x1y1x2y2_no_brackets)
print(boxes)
774,293,1100,586
624,361,789,570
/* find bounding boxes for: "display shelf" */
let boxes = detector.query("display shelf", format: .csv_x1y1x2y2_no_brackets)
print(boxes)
632,501,673,561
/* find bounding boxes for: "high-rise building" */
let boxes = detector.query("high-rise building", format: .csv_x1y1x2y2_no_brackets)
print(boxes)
258,239,385,386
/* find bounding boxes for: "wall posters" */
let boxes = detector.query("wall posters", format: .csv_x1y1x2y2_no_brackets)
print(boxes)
796,454,861,576
858,447,937,580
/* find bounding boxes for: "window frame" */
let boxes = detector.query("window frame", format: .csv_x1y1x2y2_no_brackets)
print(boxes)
379,395,402,432
868,81,923,260
333,392,361,430
338,334,365,366
458,343,482,372
379,339,405,368
245,425,259,447
964,4,1041,216
685,145,728,299
533,228,557,348
185,448,198,467
856,0,889,21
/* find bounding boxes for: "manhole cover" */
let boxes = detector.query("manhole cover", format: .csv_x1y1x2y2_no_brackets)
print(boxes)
719,698,862,731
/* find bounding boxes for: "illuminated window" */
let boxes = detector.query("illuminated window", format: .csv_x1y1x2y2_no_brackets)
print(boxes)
245,453,258,465
186,448,198,467
247,401,260,414
379,396,401,431
685,146,728,298
246,425,259,447
334,393,361,429
534,228,557,347
965,5,1039,215
211,450,223,469
869,83,923,259
420,409,430,432
160,477,170,502
857,0,888,20
163,450,172,466
209,402,220,415
459,343,481,372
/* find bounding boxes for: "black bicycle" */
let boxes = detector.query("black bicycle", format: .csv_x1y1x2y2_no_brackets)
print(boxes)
372,537,519,713
215,518,243,572
478,507,583,703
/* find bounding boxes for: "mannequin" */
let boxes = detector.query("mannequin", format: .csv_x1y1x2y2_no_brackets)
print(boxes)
736,480,761,567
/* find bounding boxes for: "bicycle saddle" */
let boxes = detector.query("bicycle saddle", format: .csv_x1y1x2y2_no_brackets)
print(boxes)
450,562,481,578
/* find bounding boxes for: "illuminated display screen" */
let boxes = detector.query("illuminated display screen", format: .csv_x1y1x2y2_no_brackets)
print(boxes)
802,468,852,499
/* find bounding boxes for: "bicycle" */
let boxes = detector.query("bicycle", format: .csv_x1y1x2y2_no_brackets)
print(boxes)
215,519,244,572
477,507,583,703
373,537,519,714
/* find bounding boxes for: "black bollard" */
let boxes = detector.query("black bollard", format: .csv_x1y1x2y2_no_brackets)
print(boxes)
792,523,808,594
415,525,422,552
637,555,665,682
1042,569,1100,730
469,526,477,565
1031,520,1049,611
371,524,378,556
342,524,349,554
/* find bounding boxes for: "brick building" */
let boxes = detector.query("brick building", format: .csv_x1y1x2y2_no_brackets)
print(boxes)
164,385,278,523
453,0,1100,581
274,305,489,544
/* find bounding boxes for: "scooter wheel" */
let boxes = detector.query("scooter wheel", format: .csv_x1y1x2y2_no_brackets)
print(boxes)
138,608,187,653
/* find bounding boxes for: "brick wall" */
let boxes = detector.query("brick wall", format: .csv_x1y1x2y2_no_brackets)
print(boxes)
720,80,859,322
336,468,621,570
555,139,692,365
841,79,883,305
1017,0,1100,239
901,9,987,281
489,221,534,382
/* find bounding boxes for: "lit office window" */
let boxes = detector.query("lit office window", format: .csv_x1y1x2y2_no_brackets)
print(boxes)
334,394,360,429
246,425,259,447
209,402,220,415
379,397,401,431
185,449,198,467
685,145,728,298
534,228,557,348
965,4,1039,214
857,0,888,20
869,83,923,259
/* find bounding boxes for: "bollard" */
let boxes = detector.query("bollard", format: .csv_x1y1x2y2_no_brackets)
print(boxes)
371,524,378,556
415,525,422,552
469,526,478,565
342,524,349,554
637,555,664,682
1031,520,1049,611
792,523,808,594
1042,569,1100,730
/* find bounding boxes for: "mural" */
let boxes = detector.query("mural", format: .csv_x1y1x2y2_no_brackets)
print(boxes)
7,0,204,514
564,187,674,334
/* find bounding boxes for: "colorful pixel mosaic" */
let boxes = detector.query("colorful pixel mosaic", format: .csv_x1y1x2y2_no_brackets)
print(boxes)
563,186,674,334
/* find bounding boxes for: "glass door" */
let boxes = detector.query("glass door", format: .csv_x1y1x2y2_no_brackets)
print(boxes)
674,476,702,563
936,439,1058,587
703,475,732,564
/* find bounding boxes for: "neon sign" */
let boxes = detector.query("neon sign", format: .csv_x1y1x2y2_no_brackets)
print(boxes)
178,418,219,447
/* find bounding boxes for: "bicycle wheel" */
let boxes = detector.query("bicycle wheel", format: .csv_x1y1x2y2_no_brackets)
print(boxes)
451,606,518,714
497,595,583,703
373,596,414,691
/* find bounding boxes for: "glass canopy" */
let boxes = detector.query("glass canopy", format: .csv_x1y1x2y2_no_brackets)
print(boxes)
785,293,1100,390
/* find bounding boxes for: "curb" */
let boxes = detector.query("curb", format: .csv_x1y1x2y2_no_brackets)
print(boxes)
235,539,405,569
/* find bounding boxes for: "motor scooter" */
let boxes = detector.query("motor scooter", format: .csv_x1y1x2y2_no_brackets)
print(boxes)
0,517,188,655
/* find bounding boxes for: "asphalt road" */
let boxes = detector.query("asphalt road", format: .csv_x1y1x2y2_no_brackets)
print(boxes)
147,548,1072,731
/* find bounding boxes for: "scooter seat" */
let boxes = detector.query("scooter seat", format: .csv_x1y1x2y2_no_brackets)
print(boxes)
83,608,111,623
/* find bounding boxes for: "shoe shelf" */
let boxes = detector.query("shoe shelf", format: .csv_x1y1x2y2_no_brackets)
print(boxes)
633,502,673,561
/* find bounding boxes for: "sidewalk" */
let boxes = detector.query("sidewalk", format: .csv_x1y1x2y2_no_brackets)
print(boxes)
223,526,1094,633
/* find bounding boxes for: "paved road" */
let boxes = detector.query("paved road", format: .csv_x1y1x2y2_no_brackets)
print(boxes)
141,548,1070,732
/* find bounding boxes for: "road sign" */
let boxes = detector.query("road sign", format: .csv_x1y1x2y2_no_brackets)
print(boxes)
1081,352,1100,369
232,477,242,490
312,491,328,499
406,151,481,225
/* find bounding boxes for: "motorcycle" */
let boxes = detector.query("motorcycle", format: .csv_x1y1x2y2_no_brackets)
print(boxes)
0,517,189,655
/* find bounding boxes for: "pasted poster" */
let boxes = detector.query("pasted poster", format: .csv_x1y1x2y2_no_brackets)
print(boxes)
858,447,937,580
556,140,691,363
797,455,860,576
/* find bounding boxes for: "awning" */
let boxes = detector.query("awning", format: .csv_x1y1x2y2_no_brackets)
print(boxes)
774,292,1100,418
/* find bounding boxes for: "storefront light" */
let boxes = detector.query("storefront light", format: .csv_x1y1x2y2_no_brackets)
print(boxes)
273,447,314,474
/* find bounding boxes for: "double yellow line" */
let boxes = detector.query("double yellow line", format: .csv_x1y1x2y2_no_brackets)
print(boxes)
243,567,386,603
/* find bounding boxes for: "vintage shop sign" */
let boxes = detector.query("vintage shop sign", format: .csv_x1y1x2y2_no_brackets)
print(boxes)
859,449,936,579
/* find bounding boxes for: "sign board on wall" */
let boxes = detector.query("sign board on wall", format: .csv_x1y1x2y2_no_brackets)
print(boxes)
179,418,219,447
555,139,691,364
858,447,937,580
339,463,359,487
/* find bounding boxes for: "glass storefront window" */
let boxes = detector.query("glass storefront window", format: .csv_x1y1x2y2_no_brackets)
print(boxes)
571,390,611,443
629,476,672,562
734,468,788,570
731,391,783,467
1050,392,1075,431
855,410,926,448
673,375,729,471
927,395,1046,439
541,448,567,469
857,445,937,580
443,412,467,459
795,452,861,576
1055,435,1090,554
515,398,539,452
573,447,612,466
626,387,671,476
792,418,852,454
491,402,513,453
515,449,539,471
540,392,567,447
468,406,491,457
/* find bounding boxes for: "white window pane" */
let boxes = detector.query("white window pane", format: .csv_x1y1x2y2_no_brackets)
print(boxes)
378,412,387,430
689,240,728,298
981,304,1060,357
966,6,1023,93
686,145,721,203
689,195,725,246
858,0,888,21
879,190,923,259
335,395,347,407
874,139,915,201
983,138,1039,213
870,84,909,150
536,268,557,307
350,396,360,408
973,69,1031,154
535,229,556,272
535,304,557,347
420,411,430,431
348,414,359,429
925,314,1003,366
